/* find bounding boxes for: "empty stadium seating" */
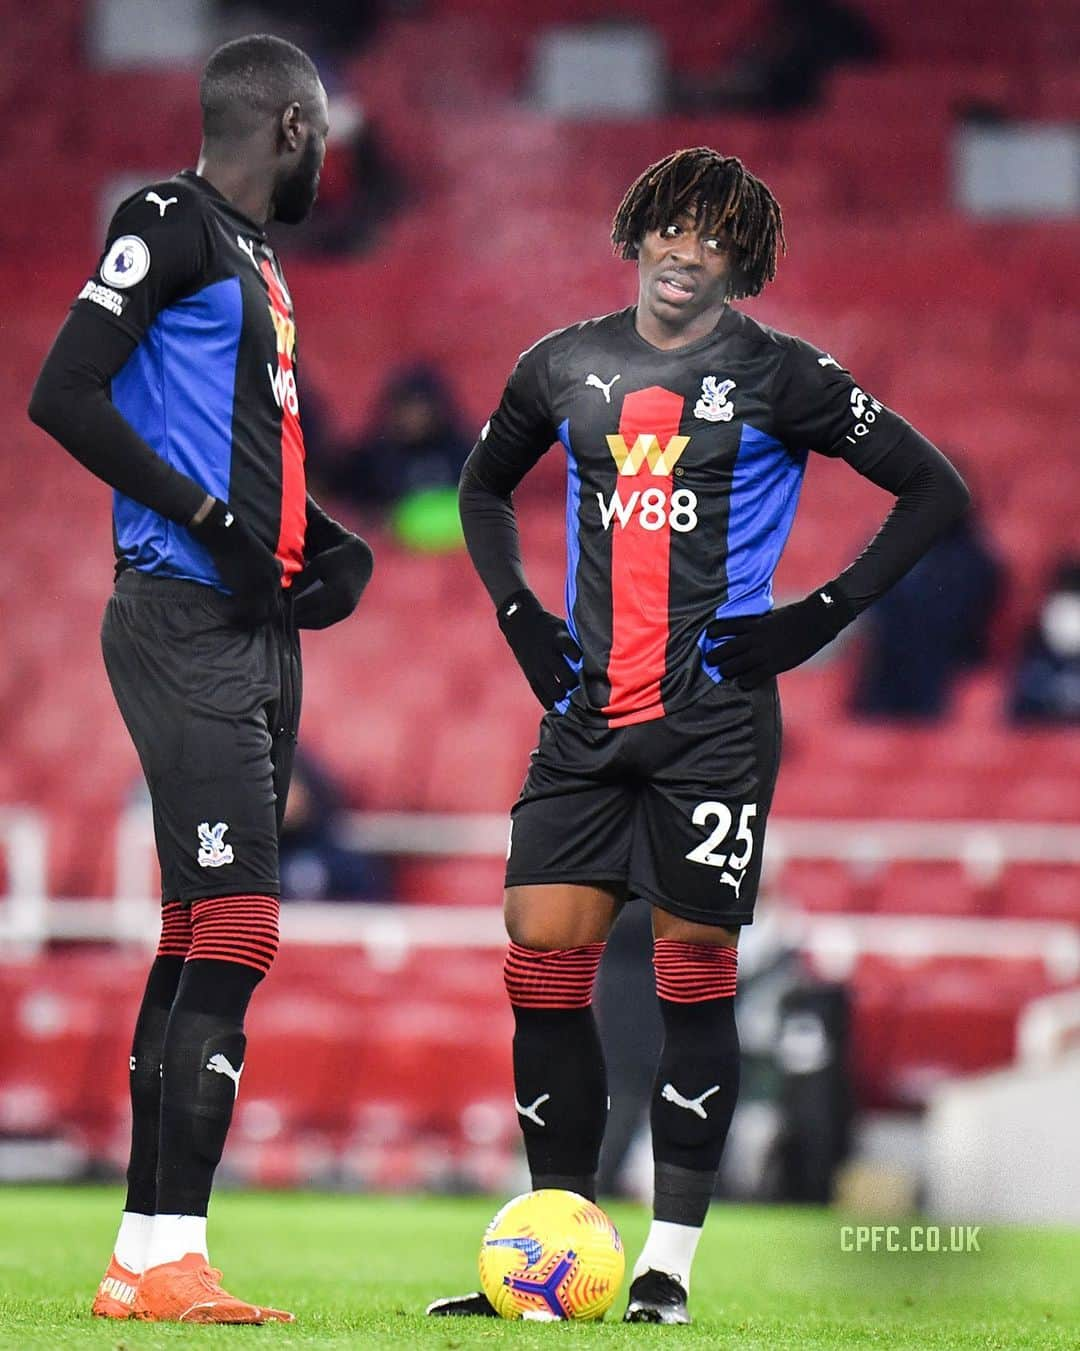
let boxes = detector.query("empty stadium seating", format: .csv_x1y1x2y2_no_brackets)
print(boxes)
0,1,1076,1175
0,948,516,1187
1,1,1077,904
0,941,1066,1179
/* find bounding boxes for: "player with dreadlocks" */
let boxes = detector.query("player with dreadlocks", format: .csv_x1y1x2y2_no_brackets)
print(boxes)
429,147,968,1324
611,146,785,295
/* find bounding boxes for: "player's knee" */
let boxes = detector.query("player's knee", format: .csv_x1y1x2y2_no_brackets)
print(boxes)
188,894,280,979
653,938,738,1003
504,885,617,951
503,941,606,1010
505,912,591,951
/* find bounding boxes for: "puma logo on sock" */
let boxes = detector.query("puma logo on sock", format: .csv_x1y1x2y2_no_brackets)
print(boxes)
661,1082,721,1119
514,1092,551,1127
206,1053,244,1098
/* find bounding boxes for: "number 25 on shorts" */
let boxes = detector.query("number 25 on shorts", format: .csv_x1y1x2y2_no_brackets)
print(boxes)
685,802,758,895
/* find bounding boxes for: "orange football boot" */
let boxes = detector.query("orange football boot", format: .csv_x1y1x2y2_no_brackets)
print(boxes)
92,1254,139,1318
132,1252,294,1324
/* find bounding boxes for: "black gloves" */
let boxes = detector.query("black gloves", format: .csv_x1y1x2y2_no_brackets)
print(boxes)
189,497,282,625
704,587,855,688
497,588,582,709
189,493,372,630
291,534,374,630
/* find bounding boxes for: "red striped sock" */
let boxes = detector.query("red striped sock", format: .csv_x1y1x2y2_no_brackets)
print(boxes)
187,895,280,977
653,939,738,1003
156,902,193,959
503,941,606,1009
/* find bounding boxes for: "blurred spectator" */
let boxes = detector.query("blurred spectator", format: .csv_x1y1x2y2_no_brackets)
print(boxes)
323,363,472,550
850,506,1003,720
1009,560,1080,724
329,364,472,506
679,0,882,114
280,750,392,901
297,380,336,484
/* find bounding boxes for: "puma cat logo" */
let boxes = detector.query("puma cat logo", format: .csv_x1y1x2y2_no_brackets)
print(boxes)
661,1082,721,1119
145,191,178,217
585,373,621,403
514,1092,551,1127
206,1053,244,1097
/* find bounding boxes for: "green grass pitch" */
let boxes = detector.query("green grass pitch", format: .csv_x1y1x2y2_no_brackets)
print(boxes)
0,1187,1076,1349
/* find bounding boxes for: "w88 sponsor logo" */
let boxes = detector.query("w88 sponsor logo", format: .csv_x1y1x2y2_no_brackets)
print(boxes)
596,486,699,532
267,362,298,414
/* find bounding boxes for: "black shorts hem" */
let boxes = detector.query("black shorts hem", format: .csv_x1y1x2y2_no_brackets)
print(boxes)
628,877,753,928
503,868,753,925
168,883,282,906
504,869,629,891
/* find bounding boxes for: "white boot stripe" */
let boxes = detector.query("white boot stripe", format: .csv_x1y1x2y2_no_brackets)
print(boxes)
101,1276,136,1302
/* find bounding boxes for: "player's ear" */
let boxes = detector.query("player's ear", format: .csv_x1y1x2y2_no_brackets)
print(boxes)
280,102,303,152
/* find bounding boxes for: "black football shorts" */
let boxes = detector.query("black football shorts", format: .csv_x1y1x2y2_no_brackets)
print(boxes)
101,570,300,905
505,679,781,927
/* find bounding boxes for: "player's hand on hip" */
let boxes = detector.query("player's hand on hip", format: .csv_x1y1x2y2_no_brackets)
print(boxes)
189,497,283,625
704,587,855,688
497,588,582,709
292,534,374,630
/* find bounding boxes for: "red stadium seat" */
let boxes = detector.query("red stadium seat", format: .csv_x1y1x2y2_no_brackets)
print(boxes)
992,864,1080,922
780,859,868,913
0,966,112,1136
992,773,1080,823
396,858,508,906
845,952,1056,1110
240,993,361,1134
868,862,987,917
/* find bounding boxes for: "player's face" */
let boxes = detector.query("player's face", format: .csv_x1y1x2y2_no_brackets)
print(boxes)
636,213,734,330
273,86,330,224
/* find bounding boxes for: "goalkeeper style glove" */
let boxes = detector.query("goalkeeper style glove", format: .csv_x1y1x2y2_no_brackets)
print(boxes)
704,586,856,688
497,588,582,709
291,533,374,630
189,497,283,625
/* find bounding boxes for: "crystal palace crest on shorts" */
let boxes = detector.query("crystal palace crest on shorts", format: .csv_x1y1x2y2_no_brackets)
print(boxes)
197,821,234,868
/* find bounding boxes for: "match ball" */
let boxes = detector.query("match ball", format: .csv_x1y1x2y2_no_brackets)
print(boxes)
478,1188,625,1320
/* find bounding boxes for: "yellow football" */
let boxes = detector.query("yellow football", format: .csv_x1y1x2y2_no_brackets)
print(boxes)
478,1188,625,1320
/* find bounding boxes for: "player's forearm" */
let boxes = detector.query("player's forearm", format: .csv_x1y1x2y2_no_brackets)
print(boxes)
458,461,529,608
28,314,207,526
832,423,970,613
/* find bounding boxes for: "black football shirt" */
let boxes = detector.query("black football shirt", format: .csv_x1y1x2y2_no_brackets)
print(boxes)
73,170,307,589
474,304,907,726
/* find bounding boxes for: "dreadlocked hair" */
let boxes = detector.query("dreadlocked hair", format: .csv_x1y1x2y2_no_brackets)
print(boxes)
610,147,785,300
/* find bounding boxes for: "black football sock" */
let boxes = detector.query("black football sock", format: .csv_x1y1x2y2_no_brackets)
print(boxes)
123,956,185,1217
650,994,740,1225
650,941,741,1229
512,1007,606,1201
504,942,608,1201
155,958,262,1217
